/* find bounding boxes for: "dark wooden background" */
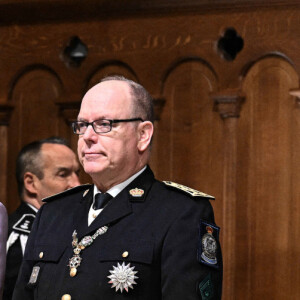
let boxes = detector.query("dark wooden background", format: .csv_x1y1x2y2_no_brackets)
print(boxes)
0,1,299,299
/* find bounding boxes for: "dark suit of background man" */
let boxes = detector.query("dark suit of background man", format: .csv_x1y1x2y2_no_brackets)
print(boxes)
13,76,223,300
4,137,80,300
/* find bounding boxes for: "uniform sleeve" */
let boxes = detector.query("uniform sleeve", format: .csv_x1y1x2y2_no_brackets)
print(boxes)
161,200,222,300
12,206,44,300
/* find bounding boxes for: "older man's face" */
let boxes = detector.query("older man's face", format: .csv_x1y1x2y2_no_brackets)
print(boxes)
77,81,141,187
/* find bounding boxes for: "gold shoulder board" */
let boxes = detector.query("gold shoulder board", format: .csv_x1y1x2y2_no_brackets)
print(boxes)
163,181,215,199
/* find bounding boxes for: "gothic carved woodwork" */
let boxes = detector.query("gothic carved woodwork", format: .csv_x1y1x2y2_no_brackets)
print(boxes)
0,1,300,299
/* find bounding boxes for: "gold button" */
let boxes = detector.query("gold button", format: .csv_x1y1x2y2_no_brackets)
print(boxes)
61,294,71,300
39,252,44,258
122,251,129,258
92,213,97,218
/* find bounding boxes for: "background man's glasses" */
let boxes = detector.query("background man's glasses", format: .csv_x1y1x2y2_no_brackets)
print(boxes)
72,118,144,135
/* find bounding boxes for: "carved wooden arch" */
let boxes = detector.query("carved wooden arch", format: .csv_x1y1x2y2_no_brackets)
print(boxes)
235,55,299,299
154,58,223,199
85,62,166,122
6,66,65,212
86,61,138,90
8,65,63,102
241,54,299,104
240,52,296,83
8,66,64,144
160,57,218,95
159,58,242,300
159,58,220,164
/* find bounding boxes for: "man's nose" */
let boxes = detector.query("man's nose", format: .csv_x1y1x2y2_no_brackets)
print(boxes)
82,124,98,141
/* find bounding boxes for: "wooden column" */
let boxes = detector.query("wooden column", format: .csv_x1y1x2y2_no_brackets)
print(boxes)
57,101,81,151
153,97,166,121
212,90,245,300
0,105,14,208
148,96,166,173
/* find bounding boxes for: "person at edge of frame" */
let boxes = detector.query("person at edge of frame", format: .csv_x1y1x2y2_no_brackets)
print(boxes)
0,202,8,300
13,76,222,300
4,137,80,300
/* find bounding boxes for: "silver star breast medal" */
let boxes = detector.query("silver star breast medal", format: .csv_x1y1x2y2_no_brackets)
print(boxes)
108,262,138,293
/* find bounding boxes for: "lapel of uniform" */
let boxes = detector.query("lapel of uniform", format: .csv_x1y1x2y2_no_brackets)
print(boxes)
73,186,94,238
80,166,155,237
20,201,37,215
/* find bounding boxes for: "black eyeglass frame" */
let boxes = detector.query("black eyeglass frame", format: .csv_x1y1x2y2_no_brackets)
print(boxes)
72,118,144,135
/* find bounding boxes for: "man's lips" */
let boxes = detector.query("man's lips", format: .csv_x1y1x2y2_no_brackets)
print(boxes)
83,151,106,158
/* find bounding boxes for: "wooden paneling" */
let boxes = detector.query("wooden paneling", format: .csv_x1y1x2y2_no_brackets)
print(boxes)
0,0,299,25
236,57,299,299
0,1,299,299
6,68,66,212
157,59,221,190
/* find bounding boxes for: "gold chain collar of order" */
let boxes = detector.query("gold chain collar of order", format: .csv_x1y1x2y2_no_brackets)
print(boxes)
68,225,108,277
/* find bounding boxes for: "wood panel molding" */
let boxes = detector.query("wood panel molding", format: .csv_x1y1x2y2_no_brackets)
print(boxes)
0,2,299,299
1,0,299,25
212,90,245,119
8,65,62,102
86,62,138,90
153,97,166,121
237,56,299,299
6,68,64,212
57,102,81,125
161,57,217,94
0,104,14,125
211,89,244,299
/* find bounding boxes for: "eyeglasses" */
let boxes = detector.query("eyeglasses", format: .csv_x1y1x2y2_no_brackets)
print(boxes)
72,118,144,135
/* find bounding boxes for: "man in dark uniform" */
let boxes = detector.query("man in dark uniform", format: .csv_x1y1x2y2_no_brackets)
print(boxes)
13,76,222,299
4,137,80,300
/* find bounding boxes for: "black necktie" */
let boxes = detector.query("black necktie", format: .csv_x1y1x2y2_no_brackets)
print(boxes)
93,193,112,210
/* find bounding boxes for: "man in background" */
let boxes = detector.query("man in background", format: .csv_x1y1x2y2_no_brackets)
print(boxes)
4,137,80,300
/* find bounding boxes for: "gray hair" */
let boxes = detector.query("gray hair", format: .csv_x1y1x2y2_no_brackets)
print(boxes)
100,75,154,123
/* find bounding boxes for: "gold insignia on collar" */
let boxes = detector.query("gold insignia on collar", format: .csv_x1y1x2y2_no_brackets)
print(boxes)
129,188,144,197
163,181,214,199
83,189,89,197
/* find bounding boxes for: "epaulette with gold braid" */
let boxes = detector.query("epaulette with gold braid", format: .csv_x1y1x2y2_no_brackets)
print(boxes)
163,181,215,199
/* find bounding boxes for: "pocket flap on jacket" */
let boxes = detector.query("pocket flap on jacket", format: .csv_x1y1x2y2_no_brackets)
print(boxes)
25,243,68,262
99,240,153,264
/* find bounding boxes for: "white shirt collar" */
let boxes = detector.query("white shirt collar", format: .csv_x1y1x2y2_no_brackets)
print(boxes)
26,203,38,213
88,166,147,226
93,166,147,199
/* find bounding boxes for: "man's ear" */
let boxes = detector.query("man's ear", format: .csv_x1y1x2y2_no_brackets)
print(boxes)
23,172,38,195
137,121,154,152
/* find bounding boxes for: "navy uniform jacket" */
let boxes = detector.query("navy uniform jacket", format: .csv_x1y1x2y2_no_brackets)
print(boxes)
4,202,36,300
13,167,222,300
